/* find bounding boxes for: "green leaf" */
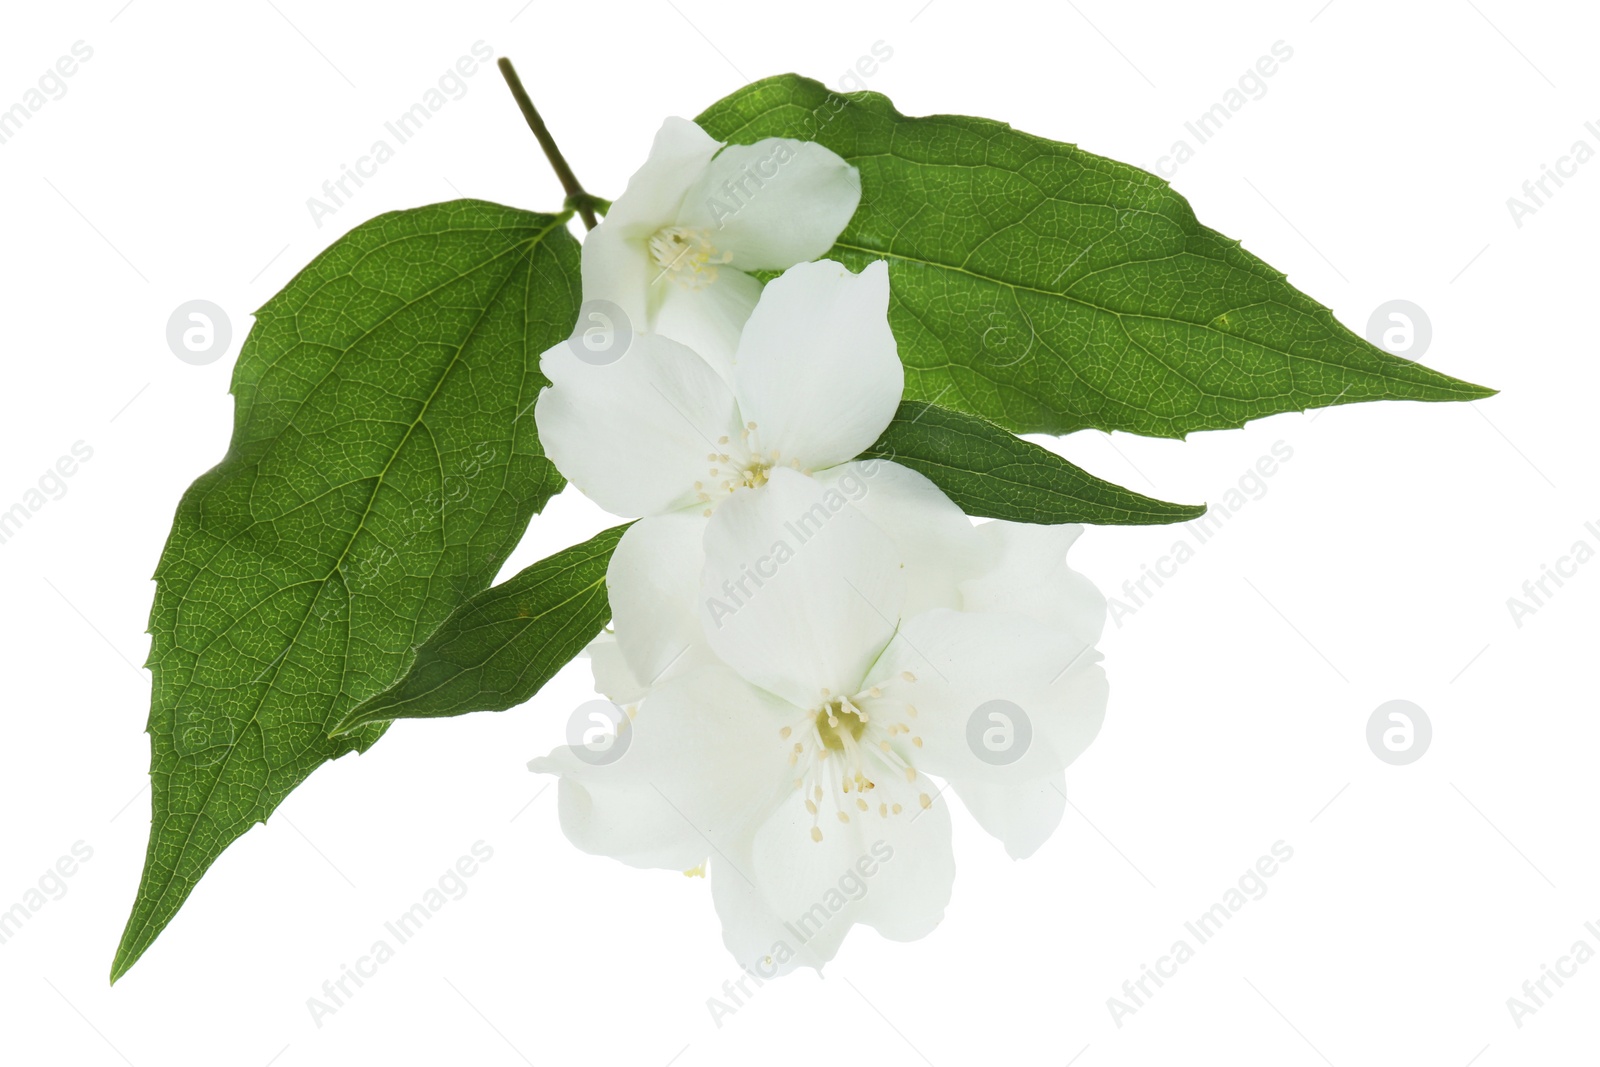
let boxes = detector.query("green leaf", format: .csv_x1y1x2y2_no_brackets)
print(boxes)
698,76,1493,439
113,200,580,982
864,401,1204,525
333,524,626,733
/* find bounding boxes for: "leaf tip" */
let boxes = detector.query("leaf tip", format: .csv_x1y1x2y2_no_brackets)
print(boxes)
109,945,136,986
1121,499,1206,525
327,711,366,739
329,696,393,738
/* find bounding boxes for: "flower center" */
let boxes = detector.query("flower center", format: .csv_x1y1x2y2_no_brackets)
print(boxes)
647,225,732,289
736,460,772,491
692,422,807,517
778,677,933,844
815,699,867,752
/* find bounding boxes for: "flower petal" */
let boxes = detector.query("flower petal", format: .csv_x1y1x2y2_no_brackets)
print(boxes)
741,755,954,958
698,467,904,708
678,139,861,271
528,664,793,870
962,522,1107,645
578,223,652,337
863,608,1108,857
709,840,853,976
586,631,646,705
818,460,984,617
535,333,741,517
599,116,722,235
648,265,762,381
732,260,901,470
607,512,719,689
540,769,707,871
953,774,1066,860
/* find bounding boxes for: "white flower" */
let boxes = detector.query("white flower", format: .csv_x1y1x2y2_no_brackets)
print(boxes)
583,117,861,376
530,472,1108,974
536,259,981,691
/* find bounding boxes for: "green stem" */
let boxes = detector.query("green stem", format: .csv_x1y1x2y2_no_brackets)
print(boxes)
496,57,598,230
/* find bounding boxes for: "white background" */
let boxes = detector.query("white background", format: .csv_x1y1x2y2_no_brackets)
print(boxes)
1,1,1594,1064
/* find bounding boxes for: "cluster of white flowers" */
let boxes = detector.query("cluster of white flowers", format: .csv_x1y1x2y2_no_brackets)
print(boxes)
529,117,1110,975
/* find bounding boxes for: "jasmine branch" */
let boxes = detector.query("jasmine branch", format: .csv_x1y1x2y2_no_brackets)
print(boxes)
496,57,601,229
